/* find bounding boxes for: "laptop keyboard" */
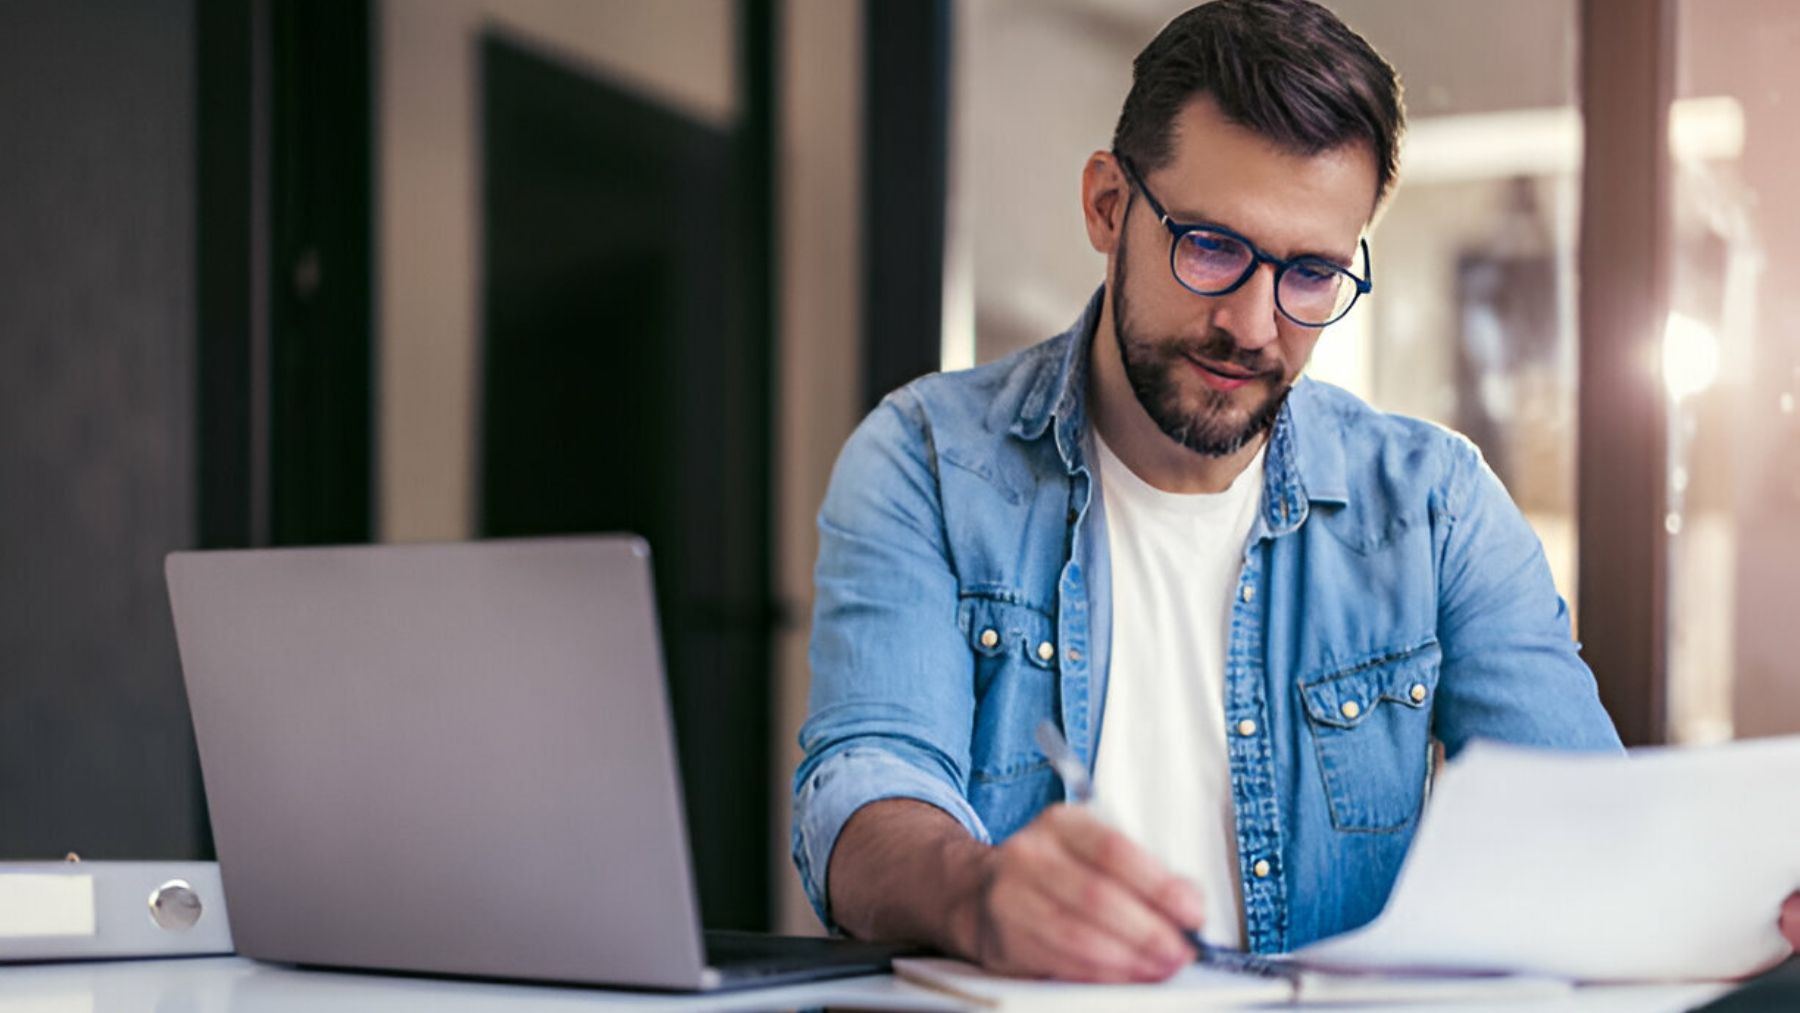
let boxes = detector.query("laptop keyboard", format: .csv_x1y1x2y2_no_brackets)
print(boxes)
703,929,913,982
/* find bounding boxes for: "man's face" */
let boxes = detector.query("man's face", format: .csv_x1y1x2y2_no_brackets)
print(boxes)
1108,96,1378,456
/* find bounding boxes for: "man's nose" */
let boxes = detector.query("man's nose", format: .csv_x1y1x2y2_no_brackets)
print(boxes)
1209,263,1281,352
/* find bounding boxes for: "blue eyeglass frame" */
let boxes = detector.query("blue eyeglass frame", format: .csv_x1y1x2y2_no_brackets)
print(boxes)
1114,153,1373,328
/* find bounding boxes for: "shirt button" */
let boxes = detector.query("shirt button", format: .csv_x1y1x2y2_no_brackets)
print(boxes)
1410,683,1428,703
1066,647,1082,663
1340,700,1362,720
979,628,999,649
1236,719,1258,737
1253,859,1271,879
1037,641,1055,662
1240,583,1255,603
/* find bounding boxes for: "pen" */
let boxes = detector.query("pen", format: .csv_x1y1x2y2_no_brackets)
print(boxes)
1032,720,1298,982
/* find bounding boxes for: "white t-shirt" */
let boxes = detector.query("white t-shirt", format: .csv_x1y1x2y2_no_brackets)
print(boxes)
1090,430,1264,949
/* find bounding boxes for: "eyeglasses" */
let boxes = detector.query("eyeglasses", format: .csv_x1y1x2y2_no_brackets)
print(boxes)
1114,154,1372,328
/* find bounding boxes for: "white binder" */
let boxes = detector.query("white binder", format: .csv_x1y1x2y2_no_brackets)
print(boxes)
0,860,233,962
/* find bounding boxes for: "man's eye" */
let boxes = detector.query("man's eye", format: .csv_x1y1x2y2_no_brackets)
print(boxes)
1289,261,1342,287
1188,232,1234,254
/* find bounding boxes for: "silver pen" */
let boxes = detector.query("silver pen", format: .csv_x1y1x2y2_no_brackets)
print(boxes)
1033,720,1297,981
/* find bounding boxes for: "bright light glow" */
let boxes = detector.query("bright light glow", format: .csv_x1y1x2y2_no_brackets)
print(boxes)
1662,312,1720,402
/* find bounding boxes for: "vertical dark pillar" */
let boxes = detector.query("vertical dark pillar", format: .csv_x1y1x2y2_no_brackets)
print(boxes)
202,0,373,554
268,0,374,546
861,0,952,408
197,0,266,553
1577,0,1674,746
740,0,780,925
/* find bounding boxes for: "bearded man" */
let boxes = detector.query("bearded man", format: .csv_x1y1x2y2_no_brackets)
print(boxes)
790,0,1800,983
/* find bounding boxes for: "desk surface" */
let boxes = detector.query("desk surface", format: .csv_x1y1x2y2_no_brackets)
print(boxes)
0,955,1739,1012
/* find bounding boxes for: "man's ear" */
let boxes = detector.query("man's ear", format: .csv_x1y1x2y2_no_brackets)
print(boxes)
1081,152,1130,256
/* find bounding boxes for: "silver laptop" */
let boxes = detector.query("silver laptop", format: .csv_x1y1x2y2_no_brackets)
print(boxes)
165,536,900,991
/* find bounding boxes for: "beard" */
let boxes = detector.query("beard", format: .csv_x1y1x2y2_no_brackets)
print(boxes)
1110,231,1292,458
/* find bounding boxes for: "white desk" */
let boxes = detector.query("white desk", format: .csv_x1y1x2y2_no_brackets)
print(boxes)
0,957,960,1012
0,956,1741,1012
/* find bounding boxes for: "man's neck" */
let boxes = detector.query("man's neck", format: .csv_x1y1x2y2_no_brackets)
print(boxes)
1088,293,1267,495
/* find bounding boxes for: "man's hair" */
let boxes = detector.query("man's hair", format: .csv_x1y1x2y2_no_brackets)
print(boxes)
1112,0,1405,209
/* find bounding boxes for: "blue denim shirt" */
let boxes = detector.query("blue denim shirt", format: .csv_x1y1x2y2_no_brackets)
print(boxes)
792,288,1622,953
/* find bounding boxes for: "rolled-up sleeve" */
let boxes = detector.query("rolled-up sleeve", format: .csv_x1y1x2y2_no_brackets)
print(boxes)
791,389,991,931
1432,437,1624,756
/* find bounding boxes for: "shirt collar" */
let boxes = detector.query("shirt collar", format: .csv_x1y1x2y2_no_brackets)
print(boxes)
1011,285,1353,525
1260,380,1350,535
1010,287,1102,464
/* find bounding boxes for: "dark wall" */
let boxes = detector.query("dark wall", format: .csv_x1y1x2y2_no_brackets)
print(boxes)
0,0,204,857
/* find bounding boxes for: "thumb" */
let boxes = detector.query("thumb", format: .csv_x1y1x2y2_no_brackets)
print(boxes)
1779,892,1800,951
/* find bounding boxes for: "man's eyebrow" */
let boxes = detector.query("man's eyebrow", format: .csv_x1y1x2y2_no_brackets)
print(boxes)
1162,203,1357,267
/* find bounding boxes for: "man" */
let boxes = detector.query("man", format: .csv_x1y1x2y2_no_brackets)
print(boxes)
792,0,1800,983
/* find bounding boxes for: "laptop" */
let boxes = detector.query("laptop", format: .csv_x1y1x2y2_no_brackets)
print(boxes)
164,536,904,991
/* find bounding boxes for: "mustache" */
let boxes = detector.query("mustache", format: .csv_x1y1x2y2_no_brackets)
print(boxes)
1177,329,1283,377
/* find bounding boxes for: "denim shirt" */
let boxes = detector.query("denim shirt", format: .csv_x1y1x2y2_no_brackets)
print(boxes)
792,288,1622,953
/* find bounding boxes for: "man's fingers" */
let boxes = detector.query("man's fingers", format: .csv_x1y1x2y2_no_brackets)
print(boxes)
987,874,1175,983
1022,832,1195,967
1047,805,1207,928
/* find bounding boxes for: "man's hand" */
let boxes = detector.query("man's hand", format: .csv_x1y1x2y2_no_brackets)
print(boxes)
1781,892,1800,951
954,804,1204,983
827,799,1204,983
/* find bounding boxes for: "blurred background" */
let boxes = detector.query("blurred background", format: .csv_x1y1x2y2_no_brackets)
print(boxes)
1,0,1794,937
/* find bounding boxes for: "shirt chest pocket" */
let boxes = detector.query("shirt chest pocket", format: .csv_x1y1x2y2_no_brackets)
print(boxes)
960,595,1060,839
1299,639,1441,833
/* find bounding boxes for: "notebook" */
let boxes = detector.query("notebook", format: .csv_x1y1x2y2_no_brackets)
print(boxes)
894,956,1572,1009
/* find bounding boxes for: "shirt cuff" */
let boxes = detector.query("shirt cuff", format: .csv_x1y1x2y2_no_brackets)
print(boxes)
792,745,991,931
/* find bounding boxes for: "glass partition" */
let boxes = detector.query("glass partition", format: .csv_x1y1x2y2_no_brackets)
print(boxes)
1665,0,1800,743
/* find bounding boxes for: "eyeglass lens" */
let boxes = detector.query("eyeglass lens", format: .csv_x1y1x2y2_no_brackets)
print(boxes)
1172,231,1356,324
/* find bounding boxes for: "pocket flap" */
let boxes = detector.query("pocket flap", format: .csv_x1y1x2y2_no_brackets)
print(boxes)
1300,639,1441,729
960,595,1057,668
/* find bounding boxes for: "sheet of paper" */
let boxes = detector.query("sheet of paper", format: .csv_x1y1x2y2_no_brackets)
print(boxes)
1295,736,1800,982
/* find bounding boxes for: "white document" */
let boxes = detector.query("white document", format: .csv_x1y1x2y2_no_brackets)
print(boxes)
1295,736,1800,982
